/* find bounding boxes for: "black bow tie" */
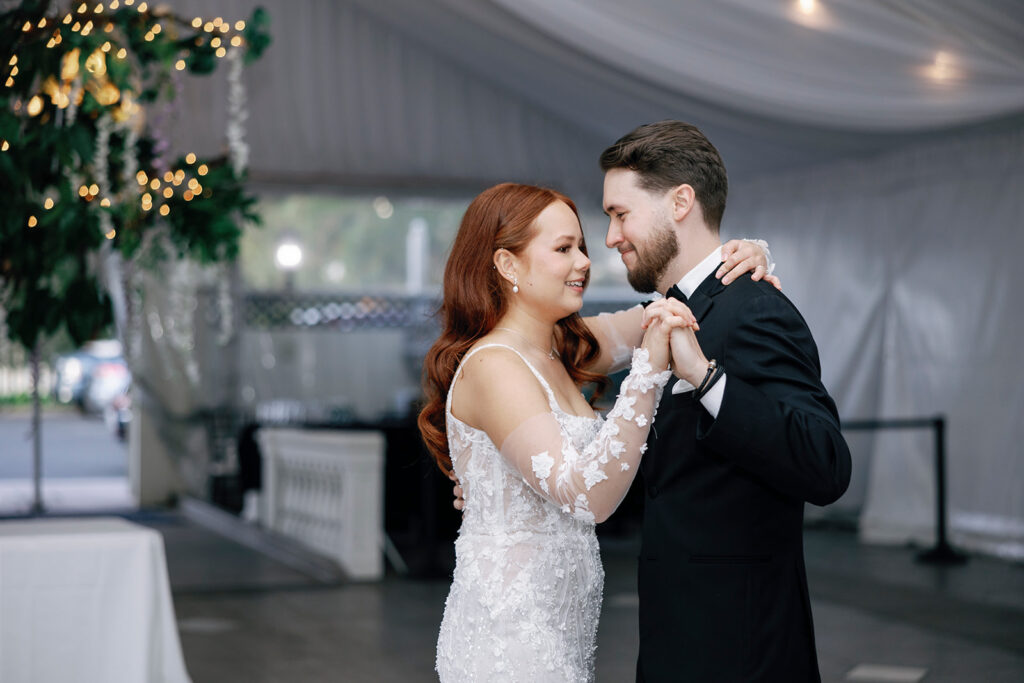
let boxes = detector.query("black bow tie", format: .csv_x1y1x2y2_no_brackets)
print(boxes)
665,284,688,303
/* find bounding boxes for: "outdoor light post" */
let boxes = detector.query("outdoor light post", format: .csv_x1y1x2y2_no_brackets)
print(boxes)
275,237,303,291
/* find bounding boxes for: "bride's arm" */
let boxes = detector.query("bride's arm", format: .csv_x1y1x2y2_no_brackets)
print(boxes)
582,238,778,375
500,346,670,523
456,308,685,523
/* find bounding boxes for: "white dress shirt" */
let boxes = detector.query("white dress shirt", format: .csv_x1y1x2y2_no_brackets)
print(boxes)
669,246,726,418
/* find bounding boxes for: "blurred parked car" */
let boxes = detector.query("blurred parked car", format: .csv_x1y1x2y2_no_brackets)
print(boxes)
53,340,131,414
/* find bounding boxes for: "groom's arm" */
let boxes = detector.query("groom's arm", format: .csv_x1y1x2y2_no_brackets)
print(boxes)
694,293,851,506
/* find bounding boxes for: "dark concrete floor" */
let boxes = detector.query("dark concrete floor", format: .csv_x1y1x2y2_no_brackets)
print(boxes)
130,509,1024,683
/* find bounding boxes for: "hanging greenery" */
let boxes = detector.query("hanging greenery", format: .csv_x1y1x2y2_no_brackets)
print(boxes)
0,0,271,350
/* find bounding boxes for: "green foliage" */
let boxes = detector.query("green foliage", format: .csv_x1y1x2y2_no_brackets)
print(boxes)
0,1,271,349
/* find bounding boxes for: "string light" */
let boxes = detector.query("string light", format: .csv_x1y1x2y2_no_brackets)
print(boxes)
8,56,16,66
5,77,14,88
95,3,104,12
116,48,127,59
77,3,87,12
102,42,111,52
105,229,116,239
63,14,72,25
162,186,173,198
215,47,226,58
79,185,89,197
1,140,8,151
104,23,114,33
230,36,242,47
173,170,185,184
89,183,99,195
149,178,160,190
159,204,170,216
110,0,119,8
28,216,38,227
192,17,202,28
137,2,148,12
72,21,81,32
197,164,208,176
100,197,111,207
235,20,245,31
136,171,148,185
9,66,17,76
183,190,194,201
44,198,54,209
187,178,199,190
152,23,161,34
203,21,214,32
185,153,196,164
27,95,43,116
175,59,186,71
125,0,134,6
211,37,221,48
37,18,47,28
21,21,32,32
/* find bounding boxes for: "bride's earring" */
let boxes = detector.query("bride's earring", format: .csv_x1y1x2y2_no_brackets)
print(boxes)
512,275,519,294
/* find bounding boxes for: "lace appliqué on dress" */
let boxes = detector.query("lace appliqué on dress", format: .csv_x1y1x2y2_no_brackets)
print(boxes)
436,345,670,682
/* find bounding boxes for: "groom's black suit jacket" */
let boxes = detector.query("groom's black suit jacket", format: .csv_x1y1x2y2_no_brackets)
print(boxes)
636,270,851,683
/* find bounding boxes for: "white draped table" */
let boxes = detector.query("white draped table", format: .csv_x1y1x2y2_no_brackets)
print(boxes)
0,517,191,683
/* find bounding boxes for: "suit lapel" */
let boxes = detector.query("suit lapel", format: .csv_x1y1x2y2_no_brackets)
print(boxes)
687,265,727,323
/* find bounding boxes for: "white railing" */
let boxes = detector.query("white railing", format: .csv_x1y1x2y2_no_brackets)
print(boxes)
256,428,385,580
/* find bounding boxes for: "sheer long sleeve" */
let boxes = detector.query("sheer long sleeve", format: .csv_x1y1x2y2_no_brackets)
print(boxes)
589,305,645,374
499,347,672,524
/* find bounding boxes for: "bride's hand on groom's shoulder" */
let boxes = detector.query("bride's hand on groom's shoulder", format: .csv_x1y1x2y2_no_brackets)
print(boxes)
719,239,782,290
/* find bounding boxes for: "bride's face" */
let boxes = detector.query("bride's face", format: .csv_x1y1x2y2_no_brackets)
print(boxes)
515,201,591,318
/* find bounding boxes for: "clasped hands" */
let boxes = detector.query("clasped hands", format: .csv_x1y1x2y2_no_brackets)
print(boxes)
640,300,709,388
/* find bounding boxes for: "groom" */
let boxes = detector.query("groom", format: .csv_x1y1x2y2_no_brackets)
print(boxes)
601,120,852,682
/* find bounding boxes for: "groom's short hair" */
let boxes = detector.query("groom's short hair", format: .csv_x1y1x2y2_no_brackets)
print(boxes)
599,120,728,231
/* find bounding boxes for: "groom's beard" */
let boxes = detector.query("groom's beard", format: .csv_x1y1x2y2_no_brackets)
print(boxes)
625,219,679,294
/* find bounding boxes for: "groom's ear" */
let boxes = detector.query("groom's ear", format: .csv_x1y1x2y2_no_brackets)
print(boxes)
671,184,696,222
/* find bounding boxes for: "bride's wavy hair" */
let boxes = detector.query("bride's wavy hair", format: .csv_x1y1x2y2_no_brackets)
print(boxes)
418,183,608,473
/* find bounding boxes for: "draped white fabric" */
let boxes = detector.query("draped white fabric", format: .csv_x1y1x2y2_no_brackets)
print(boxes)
166,0,1024,191
728,124,1024,559
489,0,1024,130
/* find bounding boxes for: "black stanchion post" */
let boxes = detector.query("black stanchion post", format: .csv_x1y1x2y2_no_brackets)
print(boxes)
916,416,967,565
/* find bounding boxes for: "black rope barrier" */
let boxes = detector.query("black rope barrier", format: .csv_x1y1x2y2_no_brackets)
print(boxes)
842,416,967,565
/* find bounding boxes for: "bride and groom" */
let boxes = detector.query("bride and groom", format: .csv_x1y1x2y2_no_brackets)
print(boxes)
418,120,852,682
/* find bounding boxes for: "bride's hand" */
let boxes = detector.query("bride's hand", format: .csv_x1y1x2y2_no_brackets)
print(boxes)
718,239,782,290
641,299,697,371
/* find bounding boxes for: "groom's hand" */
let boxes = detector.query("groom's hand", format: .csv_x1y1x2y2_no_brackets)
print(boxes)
449,470,465,512
670,326,711,387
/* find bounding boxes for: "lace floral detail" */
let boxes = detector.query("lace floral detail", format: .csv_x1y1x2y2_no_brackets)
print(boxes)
436,344,670,681
497,347,671,524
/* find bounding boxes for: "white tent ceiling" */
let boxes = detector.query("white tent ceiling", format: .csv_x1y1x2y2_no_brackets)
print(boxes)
167,0,1024,201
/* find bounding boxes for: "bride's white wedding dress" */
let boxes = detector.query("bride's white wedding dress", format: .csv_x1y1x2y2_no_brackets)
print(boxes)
436,340,671,682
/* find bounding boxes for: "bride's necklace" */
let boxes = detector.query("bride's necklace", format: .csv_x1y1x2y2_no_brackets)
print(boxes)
494,327,560,361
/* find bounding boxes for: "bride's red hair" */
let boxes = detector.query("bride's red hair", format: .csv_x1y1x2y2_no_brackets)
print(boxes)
418,183,607,473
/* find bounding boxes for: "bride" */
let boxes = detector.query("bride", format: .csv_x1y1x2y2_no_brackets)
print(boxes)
418,182,771,681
